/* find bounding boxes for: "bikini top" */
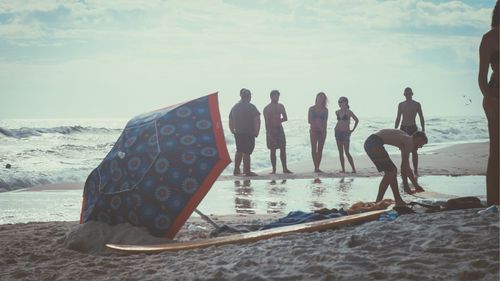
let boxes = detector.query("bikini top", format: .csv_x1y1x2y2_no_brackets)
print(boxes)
311,110,326,121
336,111,349,121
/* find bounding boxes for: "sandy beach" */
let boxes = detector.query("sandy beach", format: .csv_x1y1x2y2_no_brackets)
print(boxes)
0,141,498,280
0,209,498,280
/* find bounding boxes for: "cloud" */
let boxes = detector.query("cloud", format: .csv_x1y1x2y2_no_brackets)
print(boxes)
0,0,493,118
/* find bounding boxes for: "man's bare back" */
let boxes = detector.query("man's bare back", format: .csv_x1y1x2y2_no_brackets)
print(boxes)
398,100,421,126
375,129,413,154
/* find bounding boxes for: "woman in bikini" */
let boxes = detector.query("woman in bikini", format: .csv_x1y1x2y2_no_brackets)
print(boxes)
334,96,359,173
478,0,499,206
308,92,328,173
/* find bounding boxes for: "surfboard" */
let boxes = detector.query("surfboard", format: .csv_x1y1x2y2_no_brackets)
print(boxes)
412,191,486,207
106,208,390,253
411,191,459,200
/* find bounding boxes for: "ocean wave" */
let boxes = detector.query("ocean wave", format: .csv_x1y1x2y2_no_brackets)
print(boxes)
0,171,86,192
0,176,52,191
0,126,120,139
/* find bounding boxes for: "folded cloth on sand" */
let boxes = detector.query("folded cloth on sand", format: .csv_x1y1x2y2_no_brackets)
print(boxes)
347,199,394,215
260,210,348,230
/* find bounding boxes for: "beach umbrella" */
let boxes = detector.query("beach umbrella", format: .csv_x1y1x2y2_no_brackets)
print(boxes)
80,93,230,238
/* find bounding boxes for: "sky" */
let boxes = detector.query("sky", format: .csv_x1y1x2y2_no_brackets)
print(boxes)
0,0,496,119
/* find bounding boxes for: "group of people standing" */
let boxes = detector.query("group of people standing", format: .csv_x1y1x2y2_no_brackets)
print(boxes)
308,92,360,174
229,87,427,206
228,1,498,207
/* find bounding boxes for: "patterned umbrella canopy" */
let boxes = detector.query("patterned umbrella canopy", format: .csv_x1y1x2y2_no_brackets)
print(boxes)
80,93,230,238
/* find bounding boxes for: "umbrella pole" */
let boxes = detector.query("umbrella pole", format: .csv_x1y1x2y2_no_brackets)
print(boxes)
194,209,221,230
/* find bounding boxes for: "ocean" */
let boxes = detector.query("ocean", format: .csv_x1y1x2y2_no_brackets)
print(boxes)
0,116,488,192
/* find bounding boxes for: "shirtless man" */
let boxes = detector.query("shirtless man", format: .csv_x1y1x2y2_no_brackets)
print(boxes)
364,129,427,206
395,87,425,180
263,90,292,174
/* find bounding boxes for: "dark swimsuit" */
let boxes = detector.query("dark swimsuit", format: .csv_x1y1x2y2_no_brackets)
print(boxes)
311,110,327,121
364,134,396,172
335,112,350,142
400,125,418,136
336,112,349,121
310,110,327,136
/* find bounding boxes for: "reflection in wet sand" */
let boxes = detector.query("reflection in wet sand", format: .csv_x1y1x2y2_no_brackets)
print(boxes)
234,180,255,214
266,180,287,214
336,177,354,209
309,178,327,210
200,176,486,216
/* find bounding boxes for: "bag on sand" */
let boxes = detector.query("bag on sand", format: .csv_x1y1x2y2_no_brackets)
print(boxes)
443,196,483,210
410,196,483,212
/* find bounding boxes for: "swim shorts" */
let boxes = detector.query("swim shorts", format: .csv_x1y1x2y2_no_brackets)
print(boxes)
334,129,350,142
266,125,286,150
364,134,396,172
400,125,418,136
234,133,256,154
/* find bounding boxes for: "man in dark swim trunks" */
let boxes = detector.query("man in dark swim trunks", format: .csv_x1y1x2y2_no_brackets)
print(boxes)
229,88,261,177
263,90,292,174
364,129,427,206
395,87,425,179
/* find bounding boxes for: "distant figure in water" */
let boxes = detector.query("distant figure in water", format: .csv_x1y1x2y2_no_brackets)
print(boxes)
5,164,11,169
395,87,425,180
478,0,499,206
263,90,292,174
364,129,427,206
229,88,261,177
334,96,359,173
308,92,328,173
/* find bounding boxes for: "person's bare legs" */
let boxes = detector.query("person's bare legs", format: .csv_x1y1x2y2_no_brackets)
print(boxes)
234,151,242,175
280,146,292,173
377,169,405,206
344,142,356,173
316,131,326,173
336,140,345,173
310,131,319,172
485,103,499,206
376,173,390,202
388,170,406,206
242,153,250,174
401,175,412,194
269,148,277,174
412,150,419,177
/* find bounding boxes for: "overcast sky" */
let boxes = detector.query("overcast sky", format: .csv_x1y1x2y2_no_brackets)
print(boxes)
0,0,495,119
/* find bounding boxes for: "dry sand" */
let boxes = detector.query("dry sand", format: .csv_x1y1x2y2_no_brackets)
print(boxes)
1,141,498,280
0,210,498,281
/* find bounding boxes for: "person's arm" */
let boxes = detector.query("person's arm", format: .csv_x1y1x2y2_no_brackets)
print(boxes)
323,109,328,130
308,108,312,125
263,106,270,131
254,114,261,138
401,148,424,192
350,111,359,133
478,35,498,101
417,103,425,132
281,104,288,123
395,104,402,129
254,106,261,138
229,111,235,134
